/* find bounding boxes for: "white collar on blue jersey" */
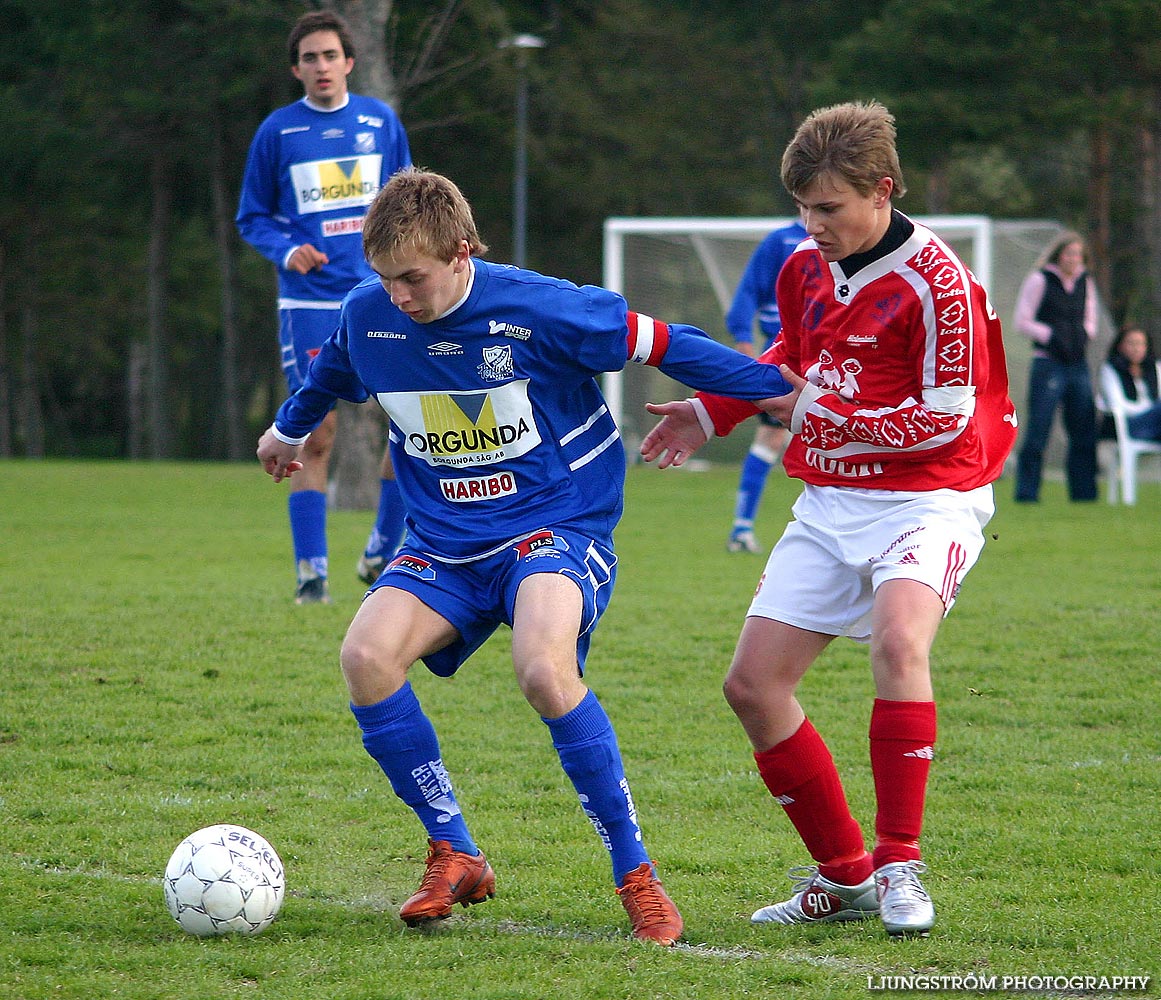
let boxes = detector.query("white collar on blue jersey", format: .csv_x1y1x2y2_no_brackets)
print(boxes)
432,258,475,322
302,94,351,113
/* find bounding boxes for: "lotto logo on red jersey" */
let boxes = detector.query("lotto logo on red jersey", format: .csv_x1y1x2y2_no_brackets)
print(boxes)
440,472,517,503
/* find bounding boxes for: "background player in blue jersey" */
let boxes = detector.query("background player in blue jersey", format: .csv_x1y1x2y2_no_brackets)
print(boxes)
724,221,806,553
237,10,412,604
256,168,792,944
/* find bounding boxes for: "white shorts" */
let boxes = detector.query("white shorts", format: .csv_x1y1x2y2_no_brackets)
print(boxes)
747,483,995,641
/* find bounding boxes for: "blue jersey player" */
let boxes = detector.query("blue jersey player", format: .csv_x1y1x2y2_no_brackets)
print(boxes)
724,221,807,553
257,169,792,944
237,10,412,604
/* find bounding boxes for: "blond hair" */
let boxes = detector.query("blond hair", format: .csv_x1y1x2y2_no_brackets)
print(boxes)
1037,230,1087,270
363,168,488,264
781,100,907,199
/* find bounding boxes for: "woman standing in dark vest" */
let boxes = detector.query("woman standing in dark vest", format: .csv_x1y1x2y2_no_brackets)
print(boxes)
1013,232,1100,502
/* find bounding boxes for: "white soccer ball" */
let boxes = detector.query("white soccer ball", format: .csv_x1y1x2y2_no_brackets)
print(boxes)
163,824,285,936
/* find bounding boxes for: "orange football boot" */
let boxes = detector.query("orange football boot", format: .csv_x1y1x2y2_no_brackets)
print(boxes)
616,862,683,946
399,839,495,925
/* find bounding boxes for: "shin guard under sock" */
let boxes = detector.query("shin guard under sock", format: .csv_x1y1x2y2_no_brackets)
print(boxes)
733,446,776,528
352,682,476,855
870,698,936,868
289,490,328,580
545,690,650,885
754,718,869,882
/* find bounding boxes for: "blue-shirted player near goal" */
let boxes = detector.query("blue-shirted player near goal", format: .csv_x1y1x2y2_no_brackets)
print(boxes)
238,10,412,604
257,168,792,943
724,220,807,553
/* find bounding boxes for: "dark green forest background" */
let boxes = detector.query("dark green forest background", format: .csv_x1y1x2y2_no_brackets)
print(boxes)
2,0,1159,461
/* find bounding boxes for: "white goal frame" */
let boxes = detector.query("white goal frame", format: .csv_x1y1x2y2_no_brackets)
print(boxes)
601,214,994,435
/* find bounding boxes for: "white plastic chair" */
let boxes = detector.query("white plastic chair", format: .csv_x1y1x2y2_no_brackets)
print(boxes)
1098,362,1161,505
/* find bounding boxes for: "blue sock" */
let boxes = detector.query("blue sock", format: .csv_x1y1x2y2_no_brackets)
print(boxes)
288,490,327,580
351,682,477,855
364,478,406,558
545,690,649,885
733,447,775,530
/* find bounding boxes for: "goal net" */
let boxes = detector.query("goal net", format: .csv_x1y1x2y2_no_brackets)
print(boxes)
602,215,1073,465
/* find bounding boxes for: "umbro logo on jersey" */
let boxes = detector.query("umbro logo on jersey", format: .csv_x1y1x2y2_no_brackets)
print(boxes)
322,128,345,140
904,746,935,760
427,342,463,355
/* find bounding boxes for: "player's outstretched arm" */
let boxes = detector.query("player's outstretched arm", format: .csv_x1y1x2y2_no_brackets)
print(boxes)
256,428,305,483
756,364,807,426
640,400,708,469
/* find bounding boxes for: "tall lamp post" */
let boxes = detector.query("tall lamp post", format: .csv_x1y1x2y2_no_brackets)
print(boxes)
500,33,545,268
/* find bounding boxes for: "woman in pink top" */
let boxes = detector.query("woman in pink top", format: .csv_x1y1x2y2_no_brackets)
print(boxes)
1012,232,1100,502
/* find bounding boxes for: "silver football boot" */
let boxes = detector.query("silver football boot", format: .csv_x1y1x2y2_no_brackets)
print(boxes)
874,860,935,936
751,865,879,924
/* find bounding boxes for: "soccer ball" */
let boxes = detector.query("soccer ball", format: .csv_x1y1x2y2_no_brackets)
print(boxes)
163,824,285,936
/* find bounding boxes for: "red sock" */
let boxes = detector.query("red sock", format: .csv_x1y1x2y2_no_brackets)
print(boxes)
869,699,937,868
754,719,869,884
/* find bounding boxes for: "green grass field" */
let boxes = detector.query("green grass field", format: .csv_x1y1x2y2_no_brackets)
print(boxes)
1,459,1158,999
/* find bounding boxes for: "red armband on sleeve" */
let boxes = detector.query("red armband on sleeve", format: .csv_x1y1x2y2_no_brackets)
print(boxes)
626,311,670,367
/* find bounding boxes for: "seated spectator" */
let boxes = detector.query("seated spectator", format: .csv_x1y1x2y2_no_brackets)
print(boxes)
1102,325,1161,442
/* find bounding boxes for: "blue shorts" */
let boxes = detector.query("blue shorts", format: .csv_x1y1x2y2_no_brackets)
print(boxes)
279,305,342,392
369,528,618,677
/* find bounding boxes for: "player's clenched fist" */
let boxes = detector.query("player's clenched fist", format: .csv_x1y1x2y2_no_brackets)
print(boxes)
256,428,305,483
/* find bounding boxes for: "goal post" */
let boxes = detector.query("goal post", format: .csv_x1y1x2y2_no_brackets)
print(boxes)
602,215,1066,464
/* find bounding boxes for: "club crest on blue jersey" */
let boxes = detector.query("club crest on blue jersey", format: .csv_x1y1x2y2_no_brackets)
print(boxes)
513,530,568,560
478,345,514,381
386,553,437,581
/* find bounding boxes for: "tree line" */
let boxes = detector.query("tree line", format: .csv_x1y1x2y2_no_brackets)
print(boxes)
1,0,1158,461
